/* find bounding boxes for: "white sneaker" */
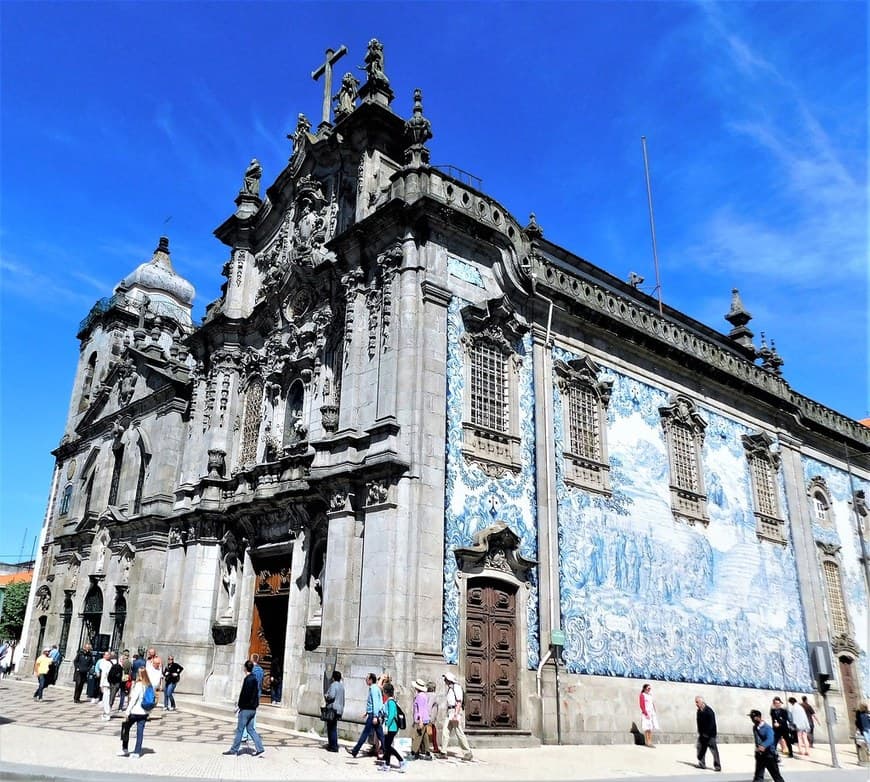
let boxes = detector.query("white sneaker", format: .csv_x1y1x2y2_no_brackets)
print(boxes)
116,750,128,757
129,753,140,759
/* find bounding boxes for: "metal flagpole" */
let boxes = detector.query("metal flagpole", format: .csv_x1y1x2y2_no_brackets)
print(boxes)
641,136,664,315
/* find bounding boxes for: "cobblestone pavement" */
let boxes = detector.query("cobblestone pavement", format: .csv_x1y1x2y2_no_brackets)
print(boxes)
0,678,316,749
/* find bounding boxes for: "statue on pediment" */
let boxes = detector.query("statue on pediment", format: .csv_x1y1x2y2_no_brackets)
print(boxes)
242,158,262,198
333,72,359,121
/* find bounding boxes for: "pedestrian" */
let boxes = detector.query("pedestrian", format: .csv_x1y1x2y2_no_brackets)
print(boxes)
442,671,473,761
117,650,132,711
800,696,818,747
107,653,124,710
162,655,183,711
694,695,721,771
222,660,265,756
856,703,870,749
130,651,145,680
118,666,150,758
47,644,61,685
87,652,101,703
410,678,432,760
72,643,94,703
639,683,659,748
145,651,163,696
32,648,52,700
749,709,785,782
0,641,13,678
347,672,385,758
787,697,810,755
381,681,407,771
98,651,114,720
770,697,794,758
241,653,264,742
426,680,443,756
323,670,344,753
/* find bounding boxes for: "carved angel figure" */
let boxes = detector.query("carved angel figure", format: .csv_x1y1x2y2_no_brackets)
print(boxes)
362,38,387,83
242,158,262,197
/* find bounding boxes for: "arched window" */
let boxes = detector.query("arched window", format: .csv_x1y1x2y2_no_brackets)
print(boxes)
808,476,834,529
282,380,306,448
78,353,97,412
659,394,708,525
239,377,264,465
59,484,73,516
822,560,849,636
133,439,148,515
815,493,831,526
742,432,784,543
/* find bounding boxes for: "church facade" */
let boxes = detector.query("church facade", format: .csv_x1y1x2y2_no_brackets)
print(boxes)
24,40,869,743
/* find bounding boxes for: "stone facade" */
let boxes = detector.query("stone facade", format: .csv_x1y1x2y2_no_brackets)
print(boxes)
23,40,869,744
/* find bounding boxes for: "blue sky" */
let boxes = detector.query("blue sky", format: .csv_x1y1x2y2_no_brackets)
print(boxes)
1,1,866,561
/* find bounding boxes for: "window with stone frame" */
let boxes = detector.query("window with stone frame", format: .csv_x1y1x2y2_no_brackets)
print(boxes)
807,476,834,529
821,556,849,637
659,394,708,525
555,356,613,494
59,484,73,516
78,352,97,412
460,298,527,476
742,432,785,543
239,376,264,466
282,379,306,449
108,444,124,506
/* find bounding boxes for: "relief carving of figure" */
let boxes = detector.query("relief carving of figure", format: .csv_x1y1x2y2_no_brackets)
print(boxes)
289,113,312,162
117,356,138,407
242,158,263,198
333,72,359,120
219,531,240,619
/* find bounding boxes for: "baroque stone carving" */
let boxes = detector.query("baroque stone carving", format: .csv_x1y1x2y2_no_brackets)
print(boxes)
242,158,262,198
35,584,52,612
211,624,237,645
333,72,359,121
366,479,389,507
453,522,536,582
320,404,339,433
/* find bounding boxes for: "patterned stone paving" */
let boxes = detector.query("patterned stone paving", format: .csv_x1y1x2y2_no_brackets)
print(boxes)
0,678,318,748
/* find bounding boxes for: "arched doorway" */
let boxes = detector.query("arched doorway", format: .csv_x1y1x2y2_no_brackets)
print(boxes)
111,590,127,652
249,561,290,703
59,592,74,657
79,584,103,651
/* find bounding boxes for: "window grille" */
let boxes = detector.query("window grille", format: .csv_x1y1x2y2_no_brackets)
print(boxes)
240,378,264,465
671,423,698,492
823,560,848,636
567,385,600,460
751,455,779,517
470,341,507,433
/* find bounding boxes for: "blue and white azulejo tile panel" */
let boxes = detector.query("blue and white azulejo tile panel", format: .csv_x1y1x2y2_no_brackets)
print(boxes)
553,346,812,690
443,298,540,669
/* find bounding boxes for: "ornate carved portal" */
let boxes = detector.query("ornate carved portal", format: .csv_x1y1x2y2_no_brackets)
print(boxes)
464,579,518,730
248,559,290,704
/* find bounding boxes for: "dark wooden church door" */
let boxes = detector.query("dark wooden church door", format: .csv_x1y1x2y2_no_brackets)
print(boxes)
249,565,290,703
464,578,518,729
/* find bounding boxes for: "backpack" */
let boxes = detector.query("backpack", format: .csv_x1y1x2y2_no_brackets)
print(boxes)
141,684,156,711
395,702,407,730
108,662,123,685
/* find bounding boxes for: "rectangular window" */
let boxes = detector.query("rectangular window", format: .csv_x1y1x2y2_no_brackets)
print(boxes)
823,560,848,636
240,380,264,465
671,423,698,492
751,456,779,517
470,342,507,433
568,386,600,460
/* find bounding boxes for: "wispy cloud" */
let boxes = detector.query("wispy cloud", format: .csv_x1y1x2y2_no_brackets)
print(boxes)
0,256,101,307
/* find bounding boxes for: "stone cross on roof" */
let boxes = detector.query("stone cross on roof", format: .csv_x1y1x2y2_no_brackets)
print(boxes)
311,45,348,129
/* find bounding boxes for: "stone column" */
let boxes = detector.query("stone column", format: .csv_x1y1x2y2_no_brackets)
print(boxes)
321,484,361,649
282,534,309,712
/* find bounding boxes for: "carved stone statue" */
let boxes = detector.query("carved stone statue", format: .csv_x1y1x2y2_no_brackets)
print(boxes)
362,38,388,84
219,531,240,619
242,158,262,198
289,113,312,160
333,72,359,120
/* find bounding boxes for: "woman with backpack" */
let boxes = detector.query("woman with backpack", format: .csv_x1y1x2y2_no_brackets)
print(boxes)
118,667,153,758
380,682,407,772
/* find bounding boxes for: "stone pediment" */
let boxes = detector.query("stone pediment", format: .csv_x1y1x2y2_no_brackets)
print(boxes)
454,522,536,582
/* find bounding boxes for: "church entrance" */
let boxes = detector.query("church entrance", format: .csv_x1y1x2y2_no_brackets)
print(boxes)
249,563,290,703
838,656,860,719
464,578,518,729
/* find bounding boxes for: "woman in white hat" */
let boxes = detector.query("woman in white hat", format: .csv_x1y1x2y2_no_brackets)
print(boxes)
410,678,432,759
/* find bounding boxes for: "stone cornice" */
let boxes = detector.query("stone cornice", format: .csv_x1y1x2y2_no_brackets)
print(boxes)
529,253,870,450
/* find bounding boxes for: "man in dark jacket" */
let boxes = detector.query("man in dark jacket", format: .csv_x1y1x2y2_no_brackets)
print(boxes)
770,696,794,758
222,661,264,756
72,643,93,703
750,709,785,782
695,696,721,771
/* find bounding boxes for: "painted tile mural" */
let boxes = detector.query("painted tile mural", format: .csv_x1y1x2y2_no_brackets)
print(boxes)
802,456,869,698
443,298,540,669
554,347,812,690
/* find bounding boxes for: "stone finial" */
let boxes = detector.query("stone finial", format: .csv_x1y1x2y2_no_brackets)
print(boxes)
156,236,170,255
725,287,754,349
757,332,784,375
403,88,433,166
524,213,543,239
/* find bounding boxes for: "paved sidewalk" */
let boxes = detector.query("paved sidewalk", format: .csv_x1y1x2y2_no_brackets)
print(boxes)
0,678,865,781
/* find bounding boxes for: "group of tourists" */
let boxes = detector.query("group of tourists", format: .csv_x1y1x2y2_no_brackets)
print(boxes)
323,670,473,772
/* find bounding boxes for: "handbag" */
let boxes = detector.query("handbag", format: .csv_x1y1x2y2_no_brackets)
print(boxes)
321,706,336,722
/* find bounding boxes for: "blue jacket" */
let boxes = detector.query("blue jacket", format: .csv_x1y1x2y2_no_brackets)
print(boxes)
754,721,776,754
366,682,382,716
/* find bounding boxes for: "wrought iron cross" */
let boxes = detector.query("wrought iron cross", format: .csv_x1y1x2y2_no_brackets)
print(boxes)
311,45,348,127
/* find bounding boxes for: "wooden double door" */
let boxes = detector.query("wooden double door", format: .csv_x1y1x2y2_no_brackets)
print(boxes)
464,578,518,729
249,565,290,703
